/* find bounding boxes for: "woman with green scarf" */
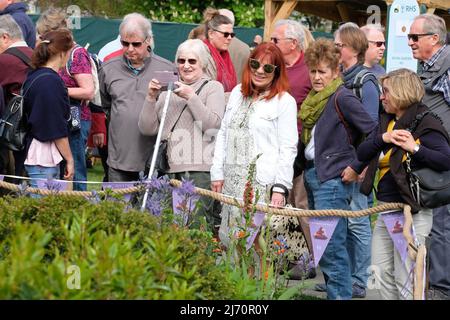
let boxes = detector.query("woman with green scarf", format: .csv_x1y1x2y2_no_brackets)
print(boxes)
293,39,377,300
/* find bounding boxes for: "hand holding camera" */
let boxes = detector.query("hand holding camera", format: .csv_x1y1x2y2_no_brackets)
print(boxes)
173,81,195,101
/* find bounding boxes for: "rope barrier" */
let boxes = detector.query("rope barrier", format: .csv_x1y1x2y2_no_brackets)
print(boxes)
0,178,406,218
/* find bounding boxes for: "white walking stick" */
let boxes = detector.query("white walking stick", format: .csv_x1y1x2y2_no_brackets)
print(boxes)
140,82,174,211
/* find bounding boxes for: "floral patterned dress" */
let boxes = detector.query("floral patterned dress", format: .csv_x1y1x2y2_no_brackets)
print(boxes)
219,96,269,247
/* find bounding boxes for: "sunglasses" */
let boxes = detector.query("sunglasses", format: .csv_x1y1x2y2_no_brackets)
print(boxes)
120,37,147,48
177,58,197,65
368,40,385,47
211,28,235,38
249,58,277,74
407,33,434,42
270,37,294,44
334,43,348,50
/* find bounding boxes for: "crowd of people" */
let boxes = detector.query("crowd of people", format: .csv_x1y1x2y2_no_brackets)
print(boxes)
1,1,450,300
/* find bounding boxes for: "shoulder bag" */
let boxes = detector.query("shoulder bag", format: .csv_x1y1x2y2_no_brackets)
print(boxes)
406,111,450,208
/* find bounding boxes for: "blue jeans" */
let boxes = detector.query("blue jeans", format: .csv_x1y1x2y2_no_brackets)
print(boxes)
68,120,91,191
25,165,60,198
348,182,372,288
304,167,352,300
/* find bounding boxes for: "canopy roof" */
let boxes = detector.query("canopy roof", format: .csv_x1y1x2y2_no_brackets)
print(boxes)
264,0,450,38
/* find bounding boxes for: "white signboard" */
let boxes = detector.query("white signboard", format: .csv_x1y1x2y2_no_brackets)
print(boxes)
385,0,420,73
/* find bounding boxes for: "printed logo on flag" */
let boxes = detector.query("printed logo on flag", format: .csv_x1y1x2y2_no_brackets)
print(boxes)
309,217,339,267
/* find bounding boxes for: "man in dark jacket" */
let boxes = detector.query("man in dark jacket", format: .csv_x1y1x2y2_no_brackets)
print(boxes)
0,1,35,48
0,14,33,177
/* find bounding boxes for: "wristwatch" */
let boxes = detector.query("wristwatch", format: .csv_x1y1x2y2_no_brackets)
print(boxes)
412,144,420,154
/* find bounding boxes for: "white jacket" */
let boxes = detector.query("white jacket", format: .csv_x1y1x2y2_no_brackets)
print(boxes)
210,85,298,189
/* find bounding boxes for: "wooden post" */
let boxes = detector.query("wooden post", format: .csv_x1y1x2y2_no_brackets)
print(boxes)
264,0,298,40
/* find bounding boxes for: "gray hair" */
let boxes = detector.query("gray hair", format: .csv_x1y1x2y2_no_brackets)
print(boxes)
119,13,154,50
274,19,306,51
0,14,24,40
334,21,359,37
413,14,447,46
218,9,235,25
175,39,209,71
360,23,385,35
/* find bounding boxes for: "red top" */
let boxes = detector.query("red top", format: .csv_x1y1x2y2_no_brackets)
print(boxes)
285,52,312,135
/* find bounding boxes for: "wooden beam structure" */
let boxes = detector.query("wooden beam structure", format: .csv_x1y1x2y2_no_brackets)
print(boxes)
263,0,450,38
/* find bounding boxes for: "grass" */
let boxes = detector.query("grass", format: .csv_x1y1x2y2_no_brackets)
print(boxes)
86,161,105,191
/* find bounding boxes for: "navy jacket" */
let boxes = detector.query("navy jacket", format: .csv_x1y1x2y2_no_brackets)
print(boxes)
294,86,377,182
0,2,36,49
23,68,70,151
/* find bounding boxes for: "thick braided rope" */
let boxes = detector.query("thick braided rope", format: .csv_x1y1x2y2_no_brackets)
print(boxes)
0,180,142,197
0,179,405,217
169,179,405,217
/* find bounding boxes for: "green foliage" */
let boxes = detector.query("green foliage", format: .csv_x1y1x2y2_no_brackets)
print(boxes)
37,0,265,27
0,196,236,299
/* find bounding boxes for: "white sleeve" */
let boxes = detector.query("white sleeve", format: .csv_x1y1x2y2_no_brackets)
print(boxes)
274,93,299,189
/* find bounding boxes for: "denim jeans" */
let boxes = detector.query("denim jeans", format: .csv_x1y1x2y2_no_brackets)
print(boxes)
25,165,60,198
348,182,372,288
68,120,91,191
304,167,353,300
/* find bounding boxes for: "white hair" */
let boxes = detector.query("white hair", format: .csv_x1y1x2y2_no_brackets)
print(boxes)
360,23,385,35
413,14,447,46
274,19,306,50
175,39,210,71
0,14,24,40
119,13,155,50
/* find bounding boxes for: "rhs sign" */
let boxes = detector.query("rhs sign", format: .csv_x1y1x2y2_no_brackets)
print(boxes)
385,0,420,72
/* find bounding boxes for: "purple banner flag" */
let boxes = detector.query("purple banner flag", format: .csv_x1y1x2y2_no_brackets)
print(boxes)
172,188,200,226
309,217,339,267
382,212,413,266
36,179,70,192
245,212,266,251
102,182,135,202
0,175,4,181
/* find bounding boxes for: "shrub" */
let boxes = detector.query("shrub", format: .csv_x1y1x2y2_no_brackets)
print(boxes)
0,196,235,299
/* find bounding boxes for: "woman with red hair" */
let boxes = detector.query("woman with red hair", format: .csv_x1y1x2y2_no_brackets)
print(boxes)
210,42,298,248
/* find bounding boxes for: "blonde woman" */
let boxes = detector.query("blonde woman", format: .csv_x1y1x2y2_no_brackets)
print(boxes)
358,68,450,299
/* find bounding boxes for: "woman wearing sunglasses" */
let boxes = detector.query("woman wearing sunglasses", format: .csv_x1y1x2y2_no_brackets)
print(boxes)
138,39,226,233
202,10,237,95
293,39,377,299
210,43,297,255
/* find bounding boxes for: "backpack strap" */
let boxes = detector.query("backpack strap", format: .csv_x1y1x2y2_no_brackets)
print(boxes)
65,45,84,77
352,69,379,100
334,87,353,145
4,47,32,68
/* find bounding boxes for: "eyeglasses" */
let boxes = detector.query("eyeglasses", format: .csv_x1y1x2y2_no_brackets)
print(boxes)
177,58,197,65
211,28,235,38
407,33,434,42
120,37,147,48
334,42,347,49
270,37,294,44
249,58,277,74
368,40,385,47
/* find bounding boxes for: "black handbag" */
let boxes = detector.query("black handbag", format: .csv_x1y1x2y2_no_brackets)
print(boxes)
405,111,450,208
155,80,209,176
